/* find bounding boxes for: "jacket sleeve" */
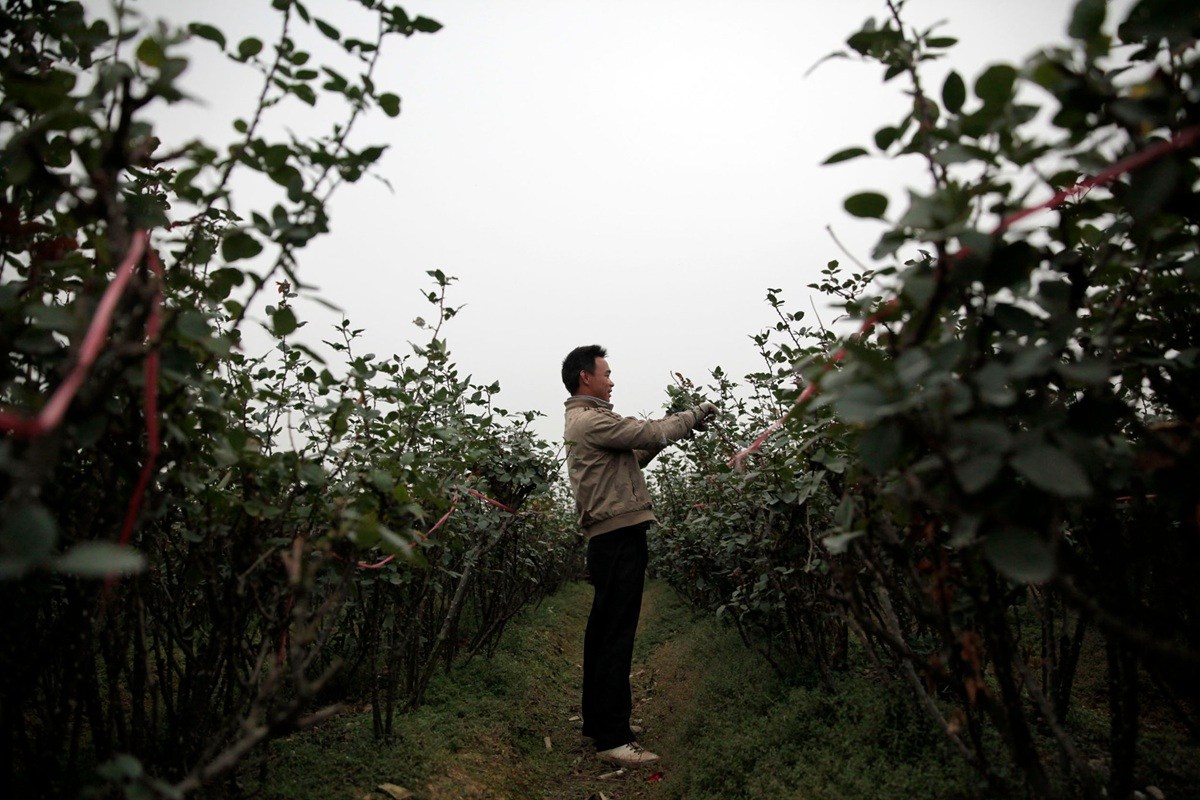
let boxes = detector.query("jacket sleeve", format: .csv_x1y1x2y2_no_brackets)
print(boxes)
583,408,700,452
634,443,666,468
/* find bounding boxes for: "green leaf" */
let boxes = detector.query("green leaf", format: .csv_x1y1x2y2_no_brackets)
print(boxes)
54,542,146,578
974,64,1017,107
983,241,1039,292
378,92,401,117
1118,0,1198,47
973,362,1015,406
202,335,233,357
844,192,888,219
950,514,982,547
188,23,226,50
298,461,326,486
98,754,145,781
412,16,443,33
272,307,298,337
859,422,902,475
136,38,165,67
1110,98,1158,127
983,526,1055,583
315,18,340,41
872,229,907,260
208,267,246,301
293,84,317,106
1054,358,1111,385
953,453,1002,494
1125,155,1179,224
1010,444,1091,497
29,304,77,333
379,524,417,559
926,36,958,48
176,310,210,341
1,503,59,561
896,191,947,230
268,165,303,192
834,383,890,423
956,420,1013,453
1036,279,1072,317
1010,345,1054,379
823,530,865,555
874,125,902,150
932,143,976,166
125,190,170,229
941,70,966,113
237,37,264,59
822,146,869,165
1069,0,1107,40
221,230,263,262
895,349,932,386
992,303,1038,335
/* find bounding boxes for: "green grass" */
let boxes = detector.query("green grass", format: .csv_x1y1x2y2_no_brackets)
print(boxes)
226,580,1198,799
231,585,593,799
632,589,978,800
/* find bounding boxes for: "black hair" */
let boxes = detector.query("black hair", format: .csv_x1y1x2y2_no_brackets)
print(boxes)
561,344,607,393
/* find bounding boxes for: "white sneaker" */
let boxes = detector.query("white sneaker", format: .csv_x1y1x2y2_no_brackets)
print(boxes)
596,742,660,765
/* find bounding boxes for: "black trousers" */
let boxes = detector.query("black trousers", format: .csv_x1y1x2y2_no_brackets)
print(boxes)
581,523,649,752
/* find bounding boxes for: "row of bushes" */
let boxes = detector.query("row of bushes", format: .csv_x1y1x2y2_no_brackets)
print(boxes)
0,3,579,796
651,2,1200,797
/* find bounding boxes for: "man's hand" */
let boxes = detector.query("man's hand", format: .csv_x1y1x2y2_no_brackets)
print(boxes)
692,401,718,432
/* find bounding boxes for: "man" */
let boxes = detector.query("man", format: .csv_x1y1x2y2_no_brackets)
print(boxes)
560,344,716,767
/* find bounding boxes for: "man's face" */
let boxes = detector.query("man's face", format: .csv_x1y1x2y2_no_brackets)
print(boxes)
579,356,614,402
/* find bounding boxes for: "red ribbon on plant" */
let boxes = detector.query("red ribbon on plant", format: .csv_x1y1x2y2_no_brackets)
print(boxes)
729,299,897,468
117,247,164,546
0,228,164,597
356,498,459,570
727,125,1200,468
0,230,151,438
1,228,164,589
994,126,1200,234
467,487,518,514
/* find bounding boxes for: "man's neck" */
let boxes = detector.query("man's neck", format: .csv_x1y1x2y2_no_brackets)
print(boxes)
567,394,612,409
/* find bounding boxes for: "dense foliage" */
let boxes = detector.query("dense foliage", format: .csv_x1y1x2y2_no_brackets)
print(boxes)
0,2,575,797
652,1,1200,797
5,0,1199,798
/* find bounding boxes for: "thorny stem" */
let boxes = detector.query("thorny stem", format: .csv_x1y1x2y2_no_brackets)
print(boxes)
885,0,948,189
312,13,389,204
185,5,293,272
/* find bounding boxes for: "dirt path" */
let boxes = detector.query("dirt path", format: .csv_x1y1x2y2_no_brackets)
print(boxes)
419,579,706,800
538,580,694,800
244,579,716,800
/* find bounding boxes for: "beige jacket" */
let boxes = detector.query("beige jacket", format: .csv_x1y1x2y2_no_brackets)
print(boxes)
563,396,704,538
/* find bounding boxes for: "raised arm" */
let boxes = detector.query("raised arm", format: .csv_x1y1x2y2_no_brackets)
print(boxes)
585,404,716,453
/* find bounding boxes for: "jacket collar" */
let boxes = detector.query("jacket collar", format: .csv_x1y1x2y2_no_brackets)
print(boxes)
564,395,613,411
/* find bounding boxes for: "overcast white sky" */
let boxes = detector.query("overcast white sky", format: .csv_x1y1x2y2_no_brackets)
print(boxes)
105,0,1131,448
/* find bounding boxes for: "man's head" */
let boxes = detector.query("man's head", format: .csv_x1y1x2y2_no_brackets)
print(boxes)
562,344,613,402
